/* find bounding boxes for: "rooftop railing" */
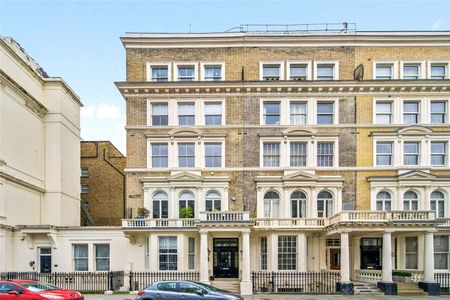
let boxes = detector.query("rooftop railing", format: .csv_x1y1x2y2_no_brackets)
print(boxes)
225,22,357,34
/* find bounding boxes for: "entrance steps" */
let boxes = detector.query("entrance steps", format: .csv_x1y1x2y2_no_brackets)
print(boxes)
397,282,428,296
353,281,383,295
210,279,241,294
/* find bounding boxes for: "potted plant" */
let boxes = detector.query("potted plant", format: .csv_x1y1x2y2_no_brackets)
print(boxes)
179,206,194,218
136,207,150,219
392,271,413,283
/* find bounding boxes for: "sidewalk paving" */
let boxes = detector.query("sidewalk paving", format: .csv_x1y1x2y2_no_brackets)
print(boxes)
84,294,448,300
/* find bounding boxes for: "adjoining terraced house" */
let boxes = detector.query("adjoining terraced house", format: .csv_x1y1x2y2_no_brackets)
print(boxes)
115,26,450,295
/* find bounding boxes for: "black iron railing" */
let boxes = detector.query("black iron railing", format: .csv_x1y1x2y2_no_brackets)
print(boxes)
129,271,200,291
435,272,449,294
0,271,124,292
252,271,340,294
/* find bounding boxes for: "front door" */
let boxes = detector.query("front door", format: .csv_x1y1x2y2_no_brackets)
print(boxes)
329,249,341,270
39,247,52,273
360,238,382,270
213,238,239,278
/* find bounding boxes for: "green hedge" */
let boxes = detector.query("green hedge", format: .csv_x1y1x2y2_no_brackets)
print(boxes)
392,271,412,277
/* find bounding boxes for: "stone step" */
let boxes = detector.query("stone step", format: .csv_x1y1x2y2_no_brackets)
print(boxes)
397,282,428,296
210,280,241,294
353,281,383,295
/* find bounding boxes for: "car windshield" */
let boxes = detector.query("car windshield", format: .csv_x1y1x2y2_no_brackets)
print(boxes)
193,282,226,293
19,282,59,292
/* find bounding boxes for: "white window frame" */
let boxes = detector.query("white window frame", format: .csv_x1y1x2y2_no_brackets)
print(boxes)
428,61,450,79
401,99,423,124
315,99,339,125
94,244,110,272
147,100,170,126
200,62,225,81
316,141,337,168
287,61,312,81
146,62,172,82
174,62,198,81
313,61,339,80
430,141,448,167
203,140,225,168
400,61,425,80
374,100,393,124
150,142,169,168
373,61,398,80
430,99,448,124
73,244,89,272
375,141,394,166
259,61,285,81
403,140,421,166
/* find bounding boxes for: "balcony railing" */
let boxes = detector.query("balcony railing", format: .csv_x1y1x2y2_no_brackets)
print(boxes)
123,210,437,229
199,211,250,222
122,218,196,228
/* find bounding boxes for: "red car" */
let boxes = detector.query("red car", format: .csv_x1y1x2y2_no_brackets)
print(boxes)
0,280,83,300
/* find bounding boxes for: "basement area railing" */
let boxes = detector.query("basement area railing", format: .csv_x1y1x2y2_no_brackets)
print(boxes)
128,271,200,291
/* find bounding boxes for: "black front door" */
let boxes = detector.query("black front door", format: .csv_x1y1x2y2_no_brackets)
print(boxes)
360,238,382,270
213,238,239,278
39,247,52,273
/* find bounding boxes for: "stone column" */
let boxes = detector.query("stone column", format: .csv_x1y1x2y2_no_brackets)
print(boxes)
382,231,393,282
298,233,307,271
338,231,353,294
424,231,435,282
200,231,209,284
240,230,252,295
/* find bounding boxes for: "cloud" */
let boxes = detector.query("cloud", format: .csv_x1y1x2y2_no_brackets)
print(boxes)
81,102,121,119
432,18,442,30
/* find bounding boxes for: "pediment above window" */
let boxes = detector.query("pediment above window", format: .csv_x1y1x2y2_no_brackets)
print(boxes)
283,170,318,181
396,125,433,135
282,127,317,137
370,125,450,137
167,171,203,181
367,170,450,183
168,128,203,137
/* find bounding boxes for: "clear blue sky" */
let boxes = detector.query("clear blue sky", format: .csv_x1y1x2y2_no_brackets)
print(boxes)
1,0,449,154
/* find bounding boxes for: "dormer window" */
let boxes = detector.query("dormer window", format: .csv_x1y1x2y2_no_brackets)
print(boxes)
178,66,195,81
289,64,308,81
402,63,421,80
147,63,171,82
375,63,395,80
316,64,335,80
204,65,222,81
430,63,448,79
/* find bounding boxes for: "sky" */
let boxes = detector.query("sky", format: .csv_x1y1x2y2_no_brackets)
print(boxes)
1,0,450,154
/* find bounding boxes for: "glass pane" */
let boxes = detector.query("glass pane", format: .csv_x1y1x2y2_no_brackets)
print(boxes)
205,103,222,115
403,65,419,78
263,65,280,77
431,65,446,78
317,103,334,113
403,102,419,113
404,142,419,154
152,103,168,115
377,142,392,154
376,114,391,124
432,142,446,153
376,65,392,77
377,102,392,113
290,65,307,78
317,65,334,77
178,103,195,115
205,66,222,80
95,244,110,258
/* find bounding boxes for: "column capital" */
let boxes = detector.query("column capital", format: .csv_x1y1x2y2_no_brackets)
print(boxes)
241,229,251,235
425,230,437,235
199,229,209,235
383,230,395,234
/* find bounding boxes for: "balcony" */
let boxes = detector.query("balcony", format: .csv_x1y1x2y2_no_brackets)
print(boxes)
253,218,325,230
198,211,250,222
122,218,196,229
327,210,435,226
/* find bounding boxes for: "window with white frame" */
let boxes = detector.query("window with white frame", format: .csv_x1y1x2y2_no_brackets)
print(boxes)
431,141,447,166
151,103,169,125
151,143,168,168
375,63,394,80
404,142,420,165
178,143,195,167
205,191,221,212
290,102,307,125
403,101,420,124
376,142,393,166
178,102,195,126
263,191,280,218
434,235,449,270
317,191,333,217
95,244,110,271
403,191,419,211
431,191,446,218
402,63,421,80
150,65,169,82
317,142,334,167
204,102,222,125
159,237,177,270
263,102,281,125
316,63,336,80
405,236,418,269
263,142,280,167
291,191,307,218
188,237,195,270
375,102,393,124
316,102,334,124
179,192,195,218
153,191,169,219
205,143,222,167
81,184,88,194
262,64,281,81
260,237,268,271
430,63,448,80
203,65,222,81
290,142,307,166
73,244,88,271
278,235,297,270
376,191,392,211
81,167,89,177
431,101,447,124
289,64,308,80
177,65,196,81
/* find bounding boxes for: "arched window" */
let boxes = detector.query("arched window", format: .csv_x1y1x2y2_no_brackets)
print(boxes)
317,191,333,218
431,191,446,218
291,191,307,218
153,192,168,219
263,191,279,218
205,191,221,212
376,191,392,211
403,191,419,211
179,191,195,218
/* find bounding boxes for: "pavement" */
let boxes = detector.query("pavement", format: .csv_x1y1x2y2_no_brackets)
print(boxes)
83,294,449,300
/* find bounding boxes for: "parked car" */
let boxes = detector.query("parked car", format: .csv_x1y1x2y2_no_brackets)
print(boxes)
136,280,243,300
0,279,84,300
